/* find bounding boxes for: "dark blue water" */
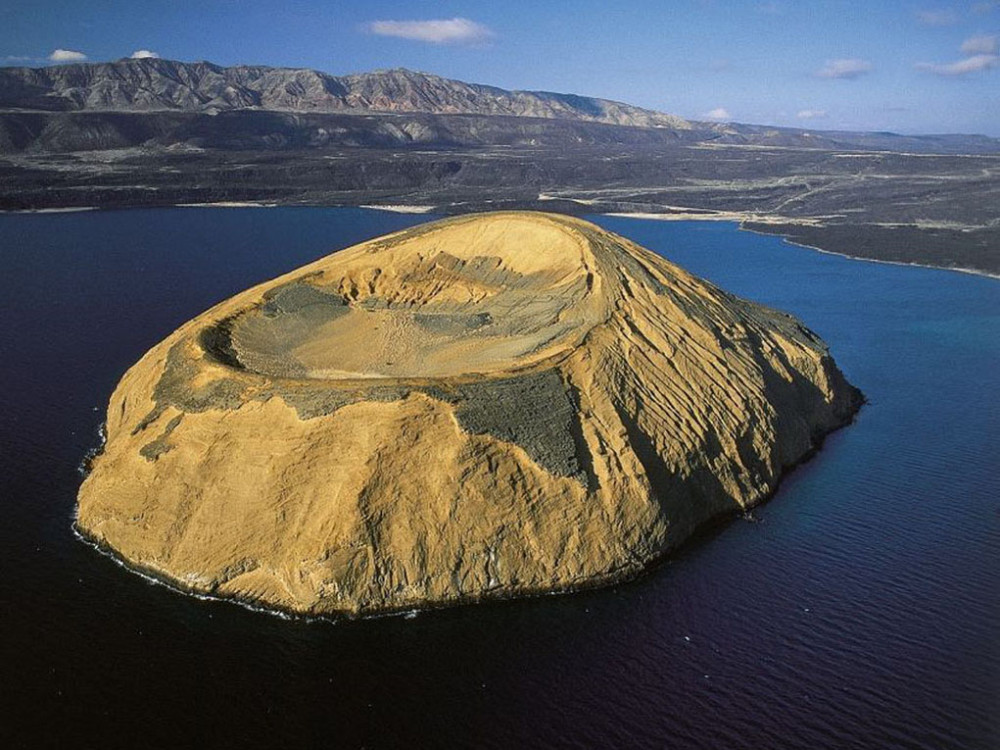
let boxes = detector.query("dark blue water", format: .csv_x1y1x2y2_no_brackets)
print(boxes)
1,208,997,749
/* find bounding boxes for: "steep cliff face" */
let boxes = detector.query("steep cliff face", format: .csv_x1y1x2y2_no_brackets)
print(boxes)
0,58,691,128
76,212,860,616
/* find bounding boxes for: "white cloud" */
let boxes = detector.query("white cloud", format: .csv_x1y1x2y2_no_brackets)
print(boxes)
917,31,1000,75
961,33,999,55
757,1,783,14
3,55,35,62
797,109,828,119
703,107,732,120
49,49,87,62
366,17,493,45
916,53,999,74
816,58,873,79
916,9,959,26
130,49,160,59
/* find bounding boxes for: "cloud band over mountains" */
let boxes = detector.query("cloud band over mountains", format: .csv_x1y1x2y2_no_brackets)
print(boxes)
366,18,493,45
49,49,87,62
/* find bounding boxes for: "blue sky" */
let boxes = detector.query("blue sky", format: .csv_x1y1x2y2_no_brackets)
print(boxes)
2,0,998,135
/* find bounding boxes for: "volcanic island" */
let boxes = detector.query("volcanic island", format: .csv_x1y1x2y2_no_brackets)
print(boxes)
76,212,861,617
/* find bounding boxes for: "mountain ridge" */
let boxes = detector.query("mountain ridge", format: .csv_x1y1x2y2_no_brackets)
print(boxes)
2,58,999,154
0,57,693,129
2,58,997,276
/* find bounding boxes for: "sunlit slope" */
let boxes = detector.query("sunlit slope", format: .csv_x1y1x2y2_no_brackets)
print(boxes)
77,212,861,616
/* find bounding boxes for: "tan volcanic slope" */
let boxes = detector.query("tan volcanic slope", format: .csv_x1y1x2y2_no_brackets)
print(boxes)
76,212,861,617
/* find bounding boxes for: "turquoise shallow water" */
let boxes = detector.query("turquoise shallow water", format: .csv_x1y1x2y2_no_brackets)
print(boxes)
0,208,997,749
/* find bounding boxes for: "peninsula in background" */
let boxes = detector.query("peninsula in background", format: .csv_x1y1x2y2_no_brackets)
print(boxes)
2,57,997,276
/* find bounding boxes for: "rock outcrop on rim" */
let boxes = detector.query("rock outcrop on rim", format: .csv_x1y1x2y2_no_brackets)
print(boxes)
76,212,861,617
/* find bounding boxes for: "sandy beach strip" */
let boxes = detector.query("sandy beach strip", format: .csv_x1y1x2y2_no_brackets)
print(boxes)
2,206,98,214
358,204,436,213
175,201,279,208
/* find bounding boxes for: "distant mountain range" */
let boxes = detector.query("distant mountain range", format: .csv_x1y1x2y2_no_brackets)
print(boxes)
1,58,998,154
0,57,690,128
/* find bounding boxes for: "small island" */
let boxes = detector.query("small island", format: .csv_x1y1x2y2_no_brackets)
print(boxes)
76,212,861,617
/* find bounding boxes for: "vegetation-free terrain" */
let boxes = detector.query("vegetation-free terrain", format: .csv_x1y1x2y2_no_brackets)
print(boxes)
3,58,997,275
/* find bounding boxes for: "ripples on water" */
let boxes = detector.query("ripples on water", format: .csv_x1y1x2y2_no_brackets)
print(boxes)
0,208,996,749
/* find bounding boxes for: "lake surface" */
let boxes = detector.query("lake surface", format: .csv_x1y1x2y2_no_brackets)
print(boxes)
1,207,997,749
